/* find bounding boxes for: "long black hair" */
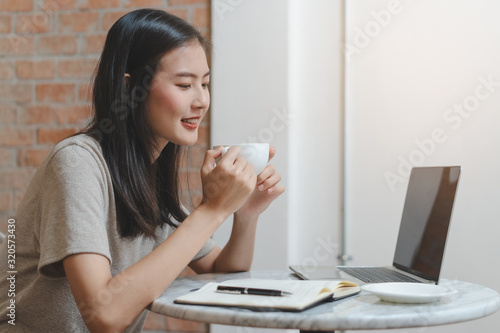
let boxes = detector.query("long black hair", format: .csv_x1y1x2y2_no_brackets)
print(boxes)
85,9,209,239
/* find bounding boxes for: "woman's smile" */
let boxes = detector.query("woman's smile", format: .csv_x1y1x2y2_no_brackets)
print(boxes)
181,116,201,129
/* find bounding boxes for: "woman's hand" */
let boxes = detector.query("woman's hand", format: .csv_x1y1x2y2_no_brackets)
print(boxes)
235,146,285,219
196,146,284,273
200,146,257,219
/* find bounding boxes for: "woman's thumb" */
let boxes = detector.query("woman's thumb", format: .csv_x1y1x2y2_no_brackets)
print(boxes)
201,147,223,174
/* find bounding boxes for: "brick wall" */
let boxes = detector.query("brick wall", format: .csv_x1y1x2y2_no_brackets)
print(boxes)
0,0,211,332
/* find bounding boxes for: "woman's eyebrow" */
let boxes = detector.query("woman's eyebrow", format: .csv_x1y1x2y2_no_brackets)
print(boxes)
174,71,211,78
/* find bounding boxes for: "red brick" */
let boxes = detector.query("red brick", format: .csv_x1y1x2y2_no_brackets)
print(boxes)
40,0,77,11
0,169,35,190
102,11,129,31
0,104,17,123
37,36,78,55
82,33,106,54
0,219,7,234
58,58,97,79
198,27,210,40
36,83,76,103
0,128,35,146
60,12,100,32
124,0,163,7
0,35,34,56
14,189,26,210
0,83,33,103
56,105,92,124
78,83,92,102
169,0,208,5
0,0,34,11
189,190,203,207
200,110,210,126
37,127,78,144
17,148,51,167
0,15,11,33
18,105,56,124
15,14,53,33
168,8,189,21
193,6,210,28
0,60,15,79
185,145,206,169
178,170,202,193
178,148,189,170
179,191,191,209
0,191,12,211
16,60,56,79
0,148,15,167
80,0,120,8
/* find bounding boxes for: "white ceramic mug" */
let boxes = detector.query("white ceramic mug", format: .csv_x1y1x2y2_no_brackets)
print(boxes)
216,143,269,175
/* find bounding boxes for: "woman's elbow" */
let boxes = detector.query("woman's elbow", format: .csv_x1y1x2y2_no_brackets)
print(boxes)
82,307,136,333
215,262,251,273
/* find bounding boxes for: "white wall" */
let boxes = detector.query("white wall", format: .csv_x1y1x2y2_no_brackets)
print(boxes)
288,0,344,270
210,0,344,272
345,0,500,332
211,0,500,332
210,0,290,272
211,1,343,332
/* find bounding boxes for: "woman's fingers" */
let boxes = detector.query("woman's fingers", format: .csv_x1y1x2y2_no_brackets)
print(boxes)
257,168,282,192
200,146,257,215
201,146,223,175
256,164,276,184
218,146,240,164
266,184,285,195
267,146,276,162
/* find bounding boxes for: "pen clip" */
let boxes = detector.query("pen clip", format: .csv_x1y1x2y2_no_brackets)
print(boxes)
216,289,242,295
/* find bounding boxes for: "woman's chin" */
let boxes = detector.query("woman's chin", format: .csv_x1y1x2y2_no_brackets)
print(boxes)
174,136,198,147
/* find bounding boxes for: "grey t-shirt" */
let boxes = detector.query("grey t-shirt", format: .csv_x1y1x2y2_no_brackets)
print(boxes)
0,135,215,332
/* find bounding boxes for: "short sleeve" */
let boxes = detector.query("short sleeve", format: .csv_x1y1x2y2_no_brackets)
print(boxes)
192,237,216,261
37,144,112,278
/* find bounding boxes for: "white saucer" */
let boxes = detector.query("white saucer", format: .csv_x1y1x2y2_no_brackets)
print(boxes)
361,283,456,304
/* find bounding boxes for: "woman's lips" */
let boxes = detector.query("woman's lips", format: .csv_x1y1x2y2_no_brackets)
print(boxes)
181,117,200,129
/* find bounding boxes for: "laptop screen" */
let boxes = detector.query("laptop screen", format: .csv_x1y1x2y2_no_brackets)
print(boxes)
392,166,461,282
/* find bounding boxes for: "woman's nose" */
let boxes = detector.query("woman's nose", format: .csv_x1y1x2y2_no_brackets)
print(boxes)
193,88,210,109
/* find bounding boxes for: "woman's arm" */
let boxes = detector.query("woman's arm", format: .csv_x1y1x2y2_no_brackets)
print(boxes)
214,213,259,272
190,147,285,274
189,213,258,274
64,147,255,332
64,204,224,332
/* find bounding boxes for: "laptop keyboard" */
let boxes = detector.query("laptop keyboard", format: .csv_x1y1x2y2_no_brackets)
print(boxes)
338,267,421,283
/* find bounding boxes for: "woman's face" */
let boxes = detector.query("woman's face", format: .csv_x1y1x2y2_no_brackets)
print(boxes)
147,41,210,151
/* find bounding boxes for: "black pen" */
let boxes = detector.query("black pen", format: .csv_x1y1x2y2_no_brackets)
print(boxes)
216,285,293,297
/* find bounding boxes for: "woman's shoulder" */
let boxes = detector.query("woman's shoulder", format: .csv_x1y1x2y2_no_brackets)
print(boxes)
47,134,103,164
52,133,102,155
16,134,111,223
36,134,109,181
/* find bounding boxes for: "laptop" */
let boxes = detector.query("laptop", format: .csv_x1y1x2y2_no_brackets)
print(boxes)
290,166,461,285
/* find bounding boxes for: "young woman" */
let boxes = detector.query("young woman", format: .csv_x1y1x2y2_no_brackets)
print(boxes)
0,9,284,332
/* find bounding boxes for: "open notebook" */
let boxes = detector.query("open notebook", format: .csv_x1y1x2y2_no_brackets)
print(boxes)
175,278,360,311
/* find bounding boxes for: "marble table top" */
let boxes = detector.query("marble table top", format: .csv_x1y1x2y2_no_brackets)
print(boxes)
150,270,500,331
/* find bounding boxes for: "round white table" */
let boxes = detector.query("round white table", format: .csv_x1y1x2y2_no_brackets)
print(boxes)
149,270,500,332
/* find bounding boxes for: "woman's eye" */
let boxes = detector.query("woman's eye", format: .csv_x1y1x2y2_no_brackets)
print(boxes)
202,83,210,88
177,84,191,89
